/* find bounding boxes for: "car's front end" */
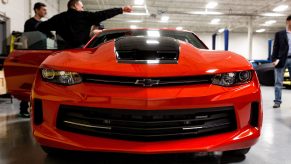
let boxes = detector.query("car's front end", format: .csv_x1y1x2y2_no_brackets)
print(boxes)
31,29,262,154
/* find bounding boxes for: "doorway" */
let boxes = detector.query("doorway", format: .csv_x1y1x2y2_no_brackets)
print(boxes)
0,20,6,56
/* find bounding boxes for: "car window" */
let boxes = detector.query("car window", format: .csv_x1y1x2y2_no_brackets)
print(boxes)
86,30,208,49
13,31,68,50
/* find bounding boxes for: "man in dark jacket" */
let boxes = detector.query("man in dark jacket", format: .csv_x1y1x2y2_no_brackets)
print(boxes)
37,0,132,48
272,15,291,108
24,2,47,32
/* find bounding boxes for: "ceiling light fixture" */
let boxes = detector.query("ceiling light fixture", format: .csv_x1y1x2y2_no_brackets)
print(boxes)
132,5,145,8
206,2,218,9
265,20,277,25
256,29,266,33
210,18,220,24
273,5,288,12
134,0,144,5
261,12,285,17
161,16,170,22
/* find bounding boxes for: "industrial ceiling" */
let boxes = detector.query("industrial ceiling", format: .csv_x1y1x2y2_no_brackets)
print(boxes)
82,0,291,33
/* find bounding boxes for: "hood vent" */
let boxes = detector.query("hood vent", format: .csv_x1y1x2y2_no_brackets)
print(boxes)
115,36,180,64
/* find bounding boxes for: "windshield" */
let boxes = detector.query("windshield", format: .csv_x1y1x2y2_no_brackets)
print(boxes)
86,30,208,49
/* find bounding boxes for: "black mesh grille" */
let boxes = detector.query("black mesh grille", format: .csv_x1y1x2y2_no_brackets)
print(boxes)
81,74,213,87
57,106,237,141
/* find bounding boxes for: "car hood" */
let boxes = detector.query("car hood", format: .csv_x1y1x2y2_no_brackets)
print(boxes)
42,39,253,77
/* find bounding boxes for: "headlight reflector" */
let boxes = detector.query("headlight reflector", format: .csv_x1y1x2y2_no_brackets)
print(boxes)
212,71,252,87
41,69,82,85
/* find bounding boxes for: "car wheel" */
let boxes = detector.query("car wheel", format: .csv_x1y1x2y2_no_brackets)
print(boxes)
224,148,251,156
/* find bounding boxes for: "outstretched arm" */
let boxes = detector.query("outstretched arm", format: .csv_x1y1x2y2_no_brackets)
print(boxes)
85,6,132,25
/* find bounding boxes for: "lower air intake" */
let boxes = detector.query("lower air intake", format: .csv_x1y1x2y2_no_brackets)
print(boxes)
57,106,237,141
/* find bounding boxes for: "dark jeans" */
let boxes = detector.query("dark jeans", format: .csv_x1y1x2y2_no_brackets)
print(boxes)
20,101,29,114
274,58,291,104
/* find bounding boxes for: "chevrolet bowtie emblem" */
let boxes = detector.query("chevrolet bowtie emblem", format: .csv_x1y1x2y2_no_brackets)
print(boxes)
135,79,160,87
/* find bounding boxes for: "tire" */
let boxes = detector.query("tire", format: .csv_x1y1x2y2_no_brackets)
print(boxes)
224,148,251,156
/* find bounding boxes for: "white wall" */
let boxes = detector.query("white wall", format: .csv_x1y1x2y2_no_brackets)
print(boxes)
0,0,29,33
197,32,275,60
0,0,60,33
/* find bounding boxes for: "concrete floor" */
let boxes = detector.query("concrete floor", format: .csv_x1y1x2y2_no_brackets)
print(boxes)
0,86,291,164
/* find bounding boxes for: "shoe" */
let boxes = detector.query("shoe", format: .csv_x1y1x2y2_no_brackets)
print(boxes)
273,103,280,108
19,113,30,118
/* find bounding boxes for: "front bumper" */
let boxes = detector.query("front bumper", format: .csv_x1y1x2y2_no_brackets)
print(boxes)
31,75,262,154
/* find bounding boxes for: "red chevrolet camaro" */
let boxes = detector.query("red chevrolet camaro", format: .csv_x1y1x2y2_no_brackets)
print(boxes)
4,29,262,156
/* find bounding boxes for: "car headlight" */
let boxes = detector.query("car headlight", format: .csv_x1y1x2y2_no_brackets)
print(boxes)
41,69,82,86
212,71,252,87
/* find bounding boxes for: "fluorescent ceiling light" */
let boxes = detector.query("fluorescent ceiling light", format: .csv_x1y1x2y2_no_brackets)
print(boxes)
147,30,161,37
264,20,277,26
261,12,285,17
210,18,220,24
130,25,138,29
206,2,218,9
176,26,183,30
190,11,223,15
273,5,288,12
134,0,144,5
265,20,277,24
132,5,146,8
256,29,266,33
218,28,225,33
161,16,170,22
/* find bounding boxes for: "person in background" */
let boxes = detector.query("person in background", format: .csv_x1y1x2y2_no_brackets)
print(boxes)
37,0,132,48
20,2,49,118
272,15,291,108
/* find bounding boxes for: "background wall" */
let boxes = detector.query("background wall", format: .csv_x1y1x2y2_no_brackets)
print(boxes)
198,32,275,60
0,0,61,33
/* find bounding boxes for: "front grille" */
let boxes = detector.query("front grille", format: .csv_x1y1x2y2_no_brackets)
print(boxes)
57,106,237,141
81,74,213,87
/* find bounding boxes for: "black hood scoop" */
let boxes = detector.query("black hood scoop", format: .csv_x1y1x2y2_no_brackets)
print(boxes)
115,36,180,64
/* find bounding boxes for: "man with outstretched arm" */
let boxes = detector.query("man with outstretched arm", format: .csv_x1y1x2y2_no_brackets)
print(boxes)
37,0,132,48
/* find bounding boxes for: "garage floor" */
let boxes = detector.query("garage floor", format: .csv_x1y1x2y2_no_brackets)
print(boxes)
0,86,291,164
